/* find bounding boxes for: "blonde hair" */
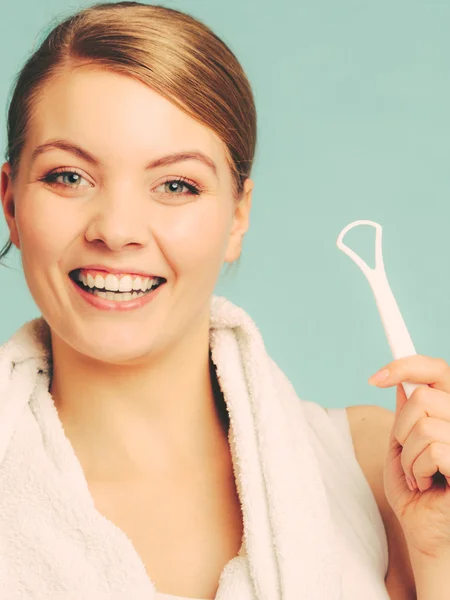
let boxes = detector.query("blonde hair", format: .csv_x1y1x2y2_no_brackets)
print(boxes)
1,1,257,260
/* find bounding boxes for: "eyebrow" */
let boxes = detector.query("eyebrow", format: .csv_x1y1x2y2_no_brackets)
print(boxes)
30,139,218,178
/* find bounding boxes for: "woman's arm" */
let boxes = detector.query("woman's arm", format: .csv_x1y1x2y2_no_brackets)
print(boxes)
408,552,450,600
347,404,417,599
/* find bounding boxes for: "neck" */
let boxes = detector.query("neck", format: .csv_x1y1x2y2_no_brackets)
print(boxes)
48,317,229,481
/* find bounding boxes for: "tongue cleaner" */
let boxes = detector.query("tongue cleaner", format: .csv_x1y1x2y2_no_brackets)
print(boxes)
336,220,419,400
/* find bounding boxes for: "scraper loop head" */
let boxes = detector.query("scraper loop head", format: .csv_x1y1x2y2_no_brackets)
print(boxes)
336,220,385,283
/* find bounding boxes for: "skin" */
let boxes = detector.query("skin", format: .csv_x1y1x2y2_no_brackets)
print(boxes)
351,356,450,599
372,356,450,561
1,64,253,481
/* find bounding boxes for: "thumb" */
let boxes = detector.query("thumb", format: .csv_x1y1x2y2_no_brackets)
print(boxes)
389,384,407,445
395,382,408,417
384,384,412,506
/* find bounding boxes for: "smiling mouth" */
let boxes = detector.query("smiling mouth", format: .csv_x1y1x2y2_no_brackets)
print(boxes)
69,270,166,302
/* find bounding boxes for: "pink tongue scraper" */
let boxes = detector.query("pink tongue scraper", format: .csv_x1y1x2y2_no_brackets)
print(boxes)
336,220,420,401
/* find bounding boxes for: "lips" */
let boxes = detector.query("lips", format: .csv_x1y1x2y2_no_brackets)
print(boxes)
69,268,165,311
70,267,165,279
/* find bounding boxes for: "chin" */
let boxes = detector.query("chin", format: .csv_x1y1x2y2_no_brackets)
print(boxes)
51,323,160,367
77,341,156,366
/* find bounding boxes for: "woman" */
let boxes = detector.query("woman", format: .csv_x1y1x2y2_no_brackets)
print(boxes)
1,2,449,599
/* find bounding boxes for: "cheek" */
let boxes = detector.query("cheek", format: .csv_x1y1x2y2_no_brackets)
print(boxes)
156,201,231,270
15,194,72,267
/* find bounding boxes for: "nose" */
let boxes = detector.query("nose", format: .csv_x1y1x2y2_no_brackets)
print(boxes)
85,191,151,251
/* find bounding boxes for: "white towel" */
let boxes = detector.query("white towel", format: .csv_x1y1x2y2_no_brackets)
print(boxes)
0,295,368,599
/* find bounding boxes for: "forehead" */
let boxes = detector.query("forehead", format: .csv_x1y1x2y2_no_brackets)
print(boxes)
26,66,228,169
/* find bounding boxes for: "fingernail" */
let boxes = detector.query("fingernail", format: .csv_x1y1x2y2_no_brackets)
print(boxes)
406,477,414,492
368,369,390,386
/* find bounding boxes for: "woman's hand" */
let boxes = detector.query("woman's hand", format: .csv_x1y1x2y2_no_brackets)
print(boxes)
369,355,450,560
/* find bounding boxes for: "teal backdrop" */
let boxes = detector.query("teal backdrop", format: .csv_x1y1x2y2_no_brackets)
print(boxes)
2,0,450,412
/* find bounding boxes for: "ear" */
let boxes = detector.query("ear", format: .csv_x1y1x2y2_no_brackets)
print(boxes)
224,178,253,264
1,162,20,249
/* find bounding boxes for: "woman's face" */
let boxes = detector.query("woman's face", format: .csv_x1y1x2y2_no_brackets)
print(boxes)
1,66,253,364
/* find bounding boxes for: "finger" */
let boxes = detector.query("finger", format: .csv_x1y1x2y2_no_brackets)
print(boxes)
370,355,450,393
411,441,450,492
400,417,450,484
393,385,450,447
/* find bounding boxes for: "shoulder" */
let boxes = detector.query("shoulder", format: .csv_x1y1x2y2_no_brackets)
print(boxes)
345,404,393,467
345,405,416,599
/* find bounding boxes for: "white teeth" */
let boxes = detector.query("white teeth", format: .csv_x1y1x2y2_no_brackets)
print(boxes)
96,291,107,299
95,274,105,289
119,275,133,292
104,274,119,292
106,291,116,300
122,292,132,302
77,270,162,295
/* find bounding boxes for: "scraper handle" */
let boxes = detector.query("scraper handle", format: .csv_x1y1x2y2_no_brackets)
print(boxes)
337,220,419,400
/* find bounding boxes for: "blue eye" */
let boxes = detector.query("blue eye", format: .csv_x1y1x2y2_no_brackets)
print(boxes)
156,178,201,195
39,169,90,188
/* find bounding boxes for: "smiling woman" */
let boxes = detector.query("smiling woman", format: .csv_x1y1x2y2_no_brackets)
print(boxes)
0,2,416,600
